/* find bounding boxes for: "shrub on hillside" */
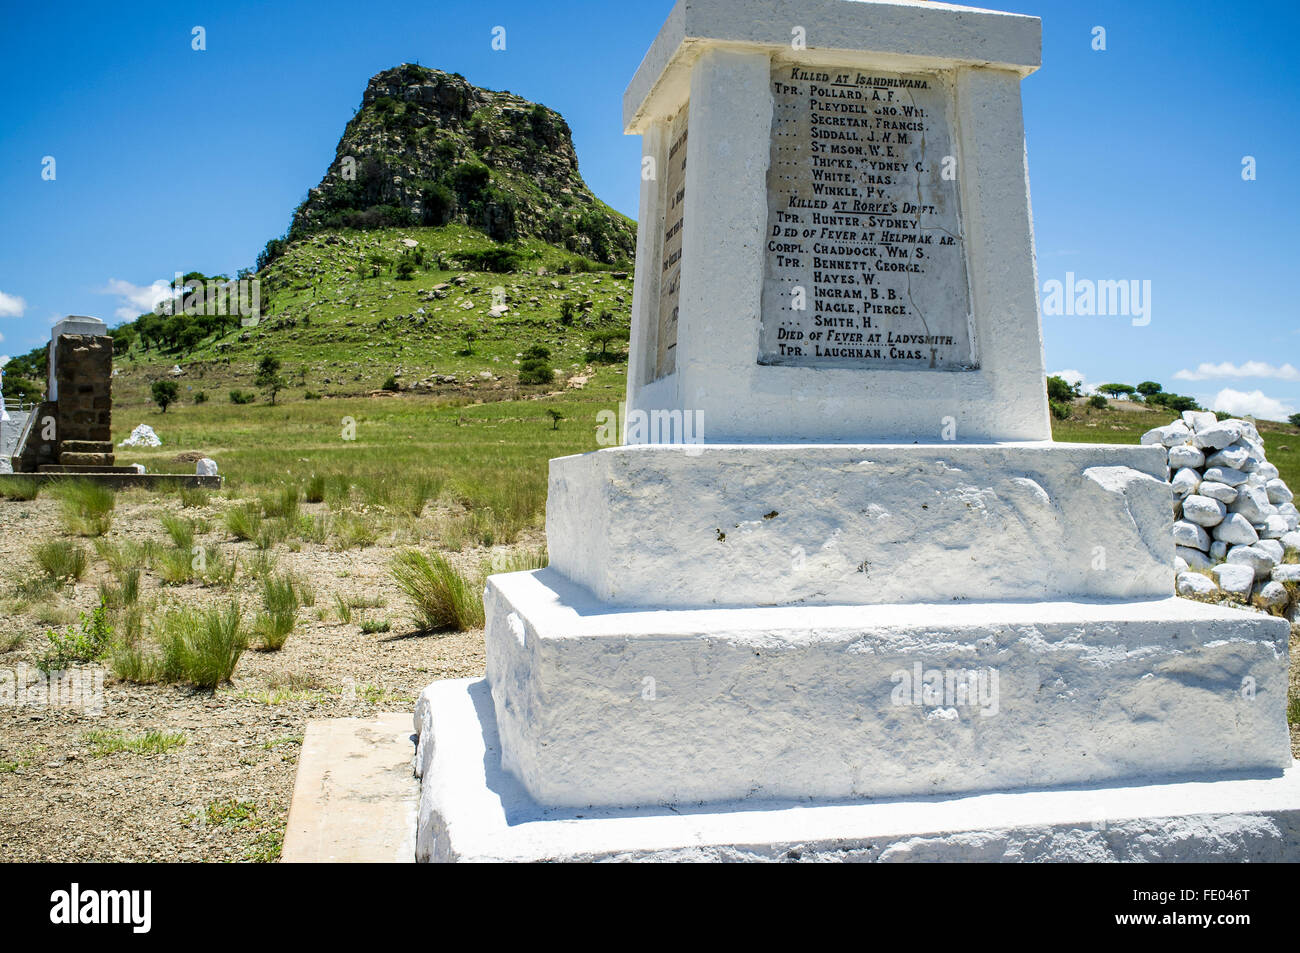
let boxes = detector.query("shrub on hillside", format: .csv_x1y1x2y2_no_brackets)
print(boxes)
518,359,554,385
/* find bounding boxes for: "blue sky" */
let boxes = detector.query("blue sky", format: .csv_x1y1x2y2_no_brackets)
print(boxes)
1,0,1296,419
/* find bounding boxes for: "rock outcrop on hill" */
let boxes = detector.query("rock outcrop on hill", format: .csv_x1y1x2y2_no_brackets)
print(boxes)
282,64,635,264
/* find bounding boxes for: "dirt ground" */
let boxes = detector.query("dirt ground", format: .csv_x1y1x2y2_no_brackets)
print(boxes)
2,491,1296,862
0,492,491,862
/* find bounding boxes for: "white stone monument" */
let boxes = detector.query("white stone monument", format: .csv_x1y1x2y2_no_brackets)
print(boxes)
414,0,1300,861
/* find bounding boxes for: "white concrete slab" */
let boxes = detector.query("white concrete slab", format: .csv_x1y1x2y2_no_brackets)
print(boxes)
282,714,418,863
415,677,1300,862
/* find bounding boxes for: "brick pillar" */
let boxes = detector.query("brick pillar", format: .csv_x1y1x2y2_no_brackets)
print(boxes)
53,334,115,466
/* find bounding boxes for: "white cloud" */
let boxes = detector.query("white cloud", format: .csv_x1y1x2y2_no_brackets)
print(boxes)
97,277,175,318
1173,361,1300,382
1209,388,1295,422
0,291,26,318
1049,368,1096,395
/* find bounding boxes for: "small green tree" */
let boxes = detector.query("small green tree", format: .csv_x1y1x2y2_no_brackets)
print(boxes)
1164,394,1202,413
1289,413,1300,428
588,328,631,357
1088,394,1108,409
1046,375,1077,403
151,379,180,413
255,354,284,405
1097,383,1135,398
546,409,564,430
1135,381,1163,400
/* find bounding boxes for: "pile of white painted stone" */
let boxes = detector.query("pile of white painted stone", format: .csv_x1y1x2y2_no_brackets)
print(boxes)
118,424,162,448
1143,412,1300,608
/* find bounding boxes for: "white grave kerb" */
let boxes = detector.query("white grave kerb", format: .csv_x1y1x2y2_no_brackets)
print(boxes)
623,0,1049,443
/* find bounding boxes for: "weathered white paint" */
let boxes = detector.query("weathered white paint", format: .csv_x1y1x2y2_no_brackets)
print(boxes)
547,443,1173,607
483,569,1290,809
414,677,1300,863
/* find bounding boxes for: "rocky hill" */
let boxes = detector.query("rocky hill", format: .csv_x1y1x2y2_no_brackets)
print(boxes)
273,64,635,266
1,65,640,405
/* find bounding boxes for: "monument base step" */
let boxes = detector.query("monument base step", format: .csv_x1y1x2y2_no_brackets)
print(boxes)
39,464,139,474
59,451,115,467
415,677,1300,863
484,569,1291,808
0,472,221,490
59,440,114,455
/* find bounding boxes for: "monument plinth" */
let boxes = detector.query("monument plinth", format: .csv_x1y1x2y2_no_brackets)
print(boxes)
414,0,1300,862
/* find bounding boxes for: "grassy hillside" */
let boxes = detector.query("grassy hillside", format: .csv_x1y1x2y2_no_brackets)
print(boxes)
104,224,632,406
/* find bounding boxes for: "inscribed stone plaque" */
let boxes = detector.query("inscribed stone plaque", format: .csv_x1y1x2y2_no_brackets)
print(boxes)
759,65,975,370
655,105,688,380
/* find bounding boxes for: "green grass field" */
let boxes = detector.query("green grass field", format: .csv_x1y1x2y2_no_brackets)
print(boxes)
97,382,1300,541
108,362,628,542
1051,400,1300,492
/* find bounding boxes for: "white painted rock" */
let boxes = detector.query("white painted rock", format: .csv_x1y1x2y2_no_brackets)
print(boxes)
1281,531,1300,553
1266,479,1293,505
1213,563,1255,597
1167,445,1204,469
1171,467,1200,498
1174,554,1188,574
1176,572,1218,597
1209,540,1229,561
1142,422,1192,447
1198,481,1238,504
196,458,218,477
1254,581,1289,610
1203,466,1248,487
1176,545,1213,571
1255,539,1285,564
118,424,162,448
1225,545,1277,580
1273,565,1300,583
1213,513,1259,546
1255,462,1280,482
1181,494,1226,527
1173,520,1210,551
1182,410,1218,433
1206,443,1253,471
1260,515,1288,539
1194,421,1243,451
1230,485,1272,523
